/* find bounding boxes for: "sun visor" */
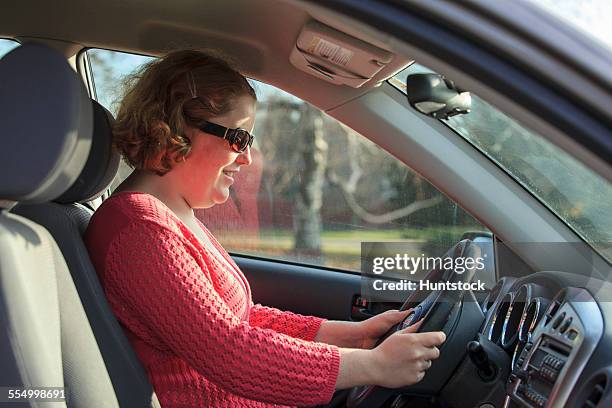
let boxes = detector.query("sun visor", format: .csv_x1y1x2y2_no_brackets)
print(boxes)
290,21,393,88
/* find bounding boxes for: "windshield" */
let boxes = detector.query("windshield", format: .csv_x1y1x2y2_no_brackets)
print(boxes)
390,63,612,262
527,0,612,52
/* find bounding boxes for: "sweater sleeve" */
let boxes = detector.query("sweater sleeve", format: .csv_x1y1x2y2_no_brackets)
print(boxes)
249,303,325,341
104,221,340,407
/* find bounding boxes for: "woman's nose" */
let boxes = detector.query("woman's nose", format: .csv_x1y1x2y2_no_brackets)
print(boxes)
236,146,252,166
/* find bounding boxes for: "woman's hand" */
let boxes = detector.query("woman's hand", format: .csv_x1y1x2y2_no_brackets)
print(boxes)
335,324,446,390
315,309,413,348
368,325,445,388
357,309,414,349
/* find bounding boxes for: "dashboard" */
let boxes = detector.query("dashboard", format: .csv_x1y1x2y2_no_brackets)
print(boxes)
478,272,611,408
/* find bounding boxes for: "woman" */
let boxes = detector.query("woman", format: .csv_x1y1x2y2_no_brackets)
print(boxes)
84,50,445,407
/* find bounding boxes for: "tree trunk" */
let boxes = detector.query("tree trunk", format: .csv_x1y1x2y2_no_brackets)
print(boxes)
293,106,327,259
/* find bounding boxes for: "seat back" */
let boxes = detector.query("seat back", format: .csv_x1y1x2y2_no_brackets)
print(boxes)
0,212,68,405
13,100,160,408
0,43,156,407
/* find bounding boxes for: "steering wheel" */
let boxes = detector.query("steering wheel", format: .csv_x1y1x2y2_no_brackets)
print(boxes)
346,239,481,408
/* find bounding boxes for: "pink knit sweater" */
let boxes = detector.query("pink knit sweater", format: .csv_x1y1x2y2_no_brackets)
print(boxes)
84,191,341,407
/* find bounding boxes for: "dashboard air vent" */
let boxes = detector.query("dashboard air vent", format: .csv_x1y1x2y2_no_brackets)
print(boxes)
482,281,501,313
544,288,566,325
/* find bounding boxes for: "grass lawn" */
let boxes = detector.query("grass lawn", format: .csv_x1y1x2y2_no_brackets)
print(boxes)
216,225,484,271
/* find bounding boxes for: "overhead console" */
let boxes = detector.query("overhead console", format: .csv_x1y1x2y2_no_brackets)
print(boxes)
504,288,604,408
290,20,397,88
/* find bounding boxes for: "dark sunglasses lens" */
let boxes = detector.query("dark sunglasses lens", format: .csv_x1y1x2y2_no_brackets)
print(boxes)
232,130,252,152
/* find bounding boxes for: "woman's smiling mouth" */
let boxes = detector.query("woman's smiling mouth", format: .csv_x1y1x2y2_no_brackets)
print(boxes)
222,169,238,181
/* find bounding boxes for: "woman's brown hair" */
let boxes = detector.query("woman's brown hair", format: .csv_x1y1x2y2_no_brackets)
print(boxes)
113,49,257,176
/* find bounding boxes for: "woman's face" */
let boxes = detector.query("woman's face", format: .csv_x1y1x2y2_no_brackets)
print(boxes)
177,94,256,209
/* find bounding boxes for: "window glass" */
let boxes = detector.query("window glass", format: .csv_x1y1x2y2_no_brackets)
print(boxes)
87,49,154,191
391,63,612,263
88,49,154,116
526,0,612,52
0,39,20,58
89,49,488,272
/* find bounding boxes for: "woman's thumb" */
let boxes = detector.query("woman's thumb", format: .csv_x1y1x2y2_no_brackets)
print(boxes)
389,308,413,323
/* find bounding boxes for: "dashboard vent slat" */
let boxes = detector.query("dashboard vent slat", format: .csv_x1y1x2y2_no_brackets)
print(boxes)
482,281,501,313
544,288,567,325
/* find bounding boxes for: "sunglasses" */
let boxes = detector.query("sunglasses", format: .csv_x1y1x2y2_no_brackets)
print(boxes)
198,121,254,153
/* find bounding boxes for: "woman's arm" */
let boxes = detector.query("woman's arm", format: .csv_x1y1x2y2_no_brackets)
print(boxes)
335,323,445,389
106,221,340,407
249,303,325,341
249,305,411,347
106,220,445,404
315,309,413,348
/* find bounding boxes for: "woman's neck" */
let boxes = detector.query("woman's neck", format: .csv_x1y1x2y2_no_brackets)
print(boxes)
114,169,195,221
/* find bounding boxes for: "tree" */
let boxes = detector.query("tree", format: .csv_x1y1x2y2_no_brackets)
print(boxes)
326,125,442,224
293,105,328,257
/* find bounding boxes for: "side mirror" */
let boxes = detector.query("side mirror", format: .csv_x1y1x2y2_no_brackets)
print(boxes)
406,73,471,119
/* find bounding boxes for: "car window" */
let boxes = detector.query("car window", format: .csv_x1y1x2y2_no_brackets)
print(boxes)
87,48,489,273
527,0,612,52
0,39,20,58
391,63,612,263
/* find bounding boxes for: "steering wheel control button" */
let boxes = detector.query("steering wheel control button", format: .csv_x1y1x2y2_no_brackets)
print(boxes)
401,307,420,329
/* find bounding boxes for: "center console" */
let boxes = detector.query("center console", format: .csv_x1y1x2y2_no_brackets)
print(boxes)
511,337,569,407
504,288,603,408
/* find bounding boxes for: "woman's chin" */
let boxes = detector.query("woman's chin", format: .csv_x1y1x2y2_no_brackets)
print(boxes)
211,189,231,205
188,189,230,209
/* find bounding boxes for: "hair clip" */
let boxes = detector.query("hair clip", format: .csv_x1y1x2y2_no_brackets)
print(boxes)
187,71,198,99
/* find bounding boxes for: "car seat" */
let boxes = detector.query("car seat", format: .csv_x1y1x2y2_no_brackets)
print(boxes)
1,42,159,408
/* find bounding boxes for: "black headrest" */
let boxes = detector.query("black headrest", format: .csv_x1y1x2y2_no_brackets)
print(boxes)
56,100,120,204
0,42,92,203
